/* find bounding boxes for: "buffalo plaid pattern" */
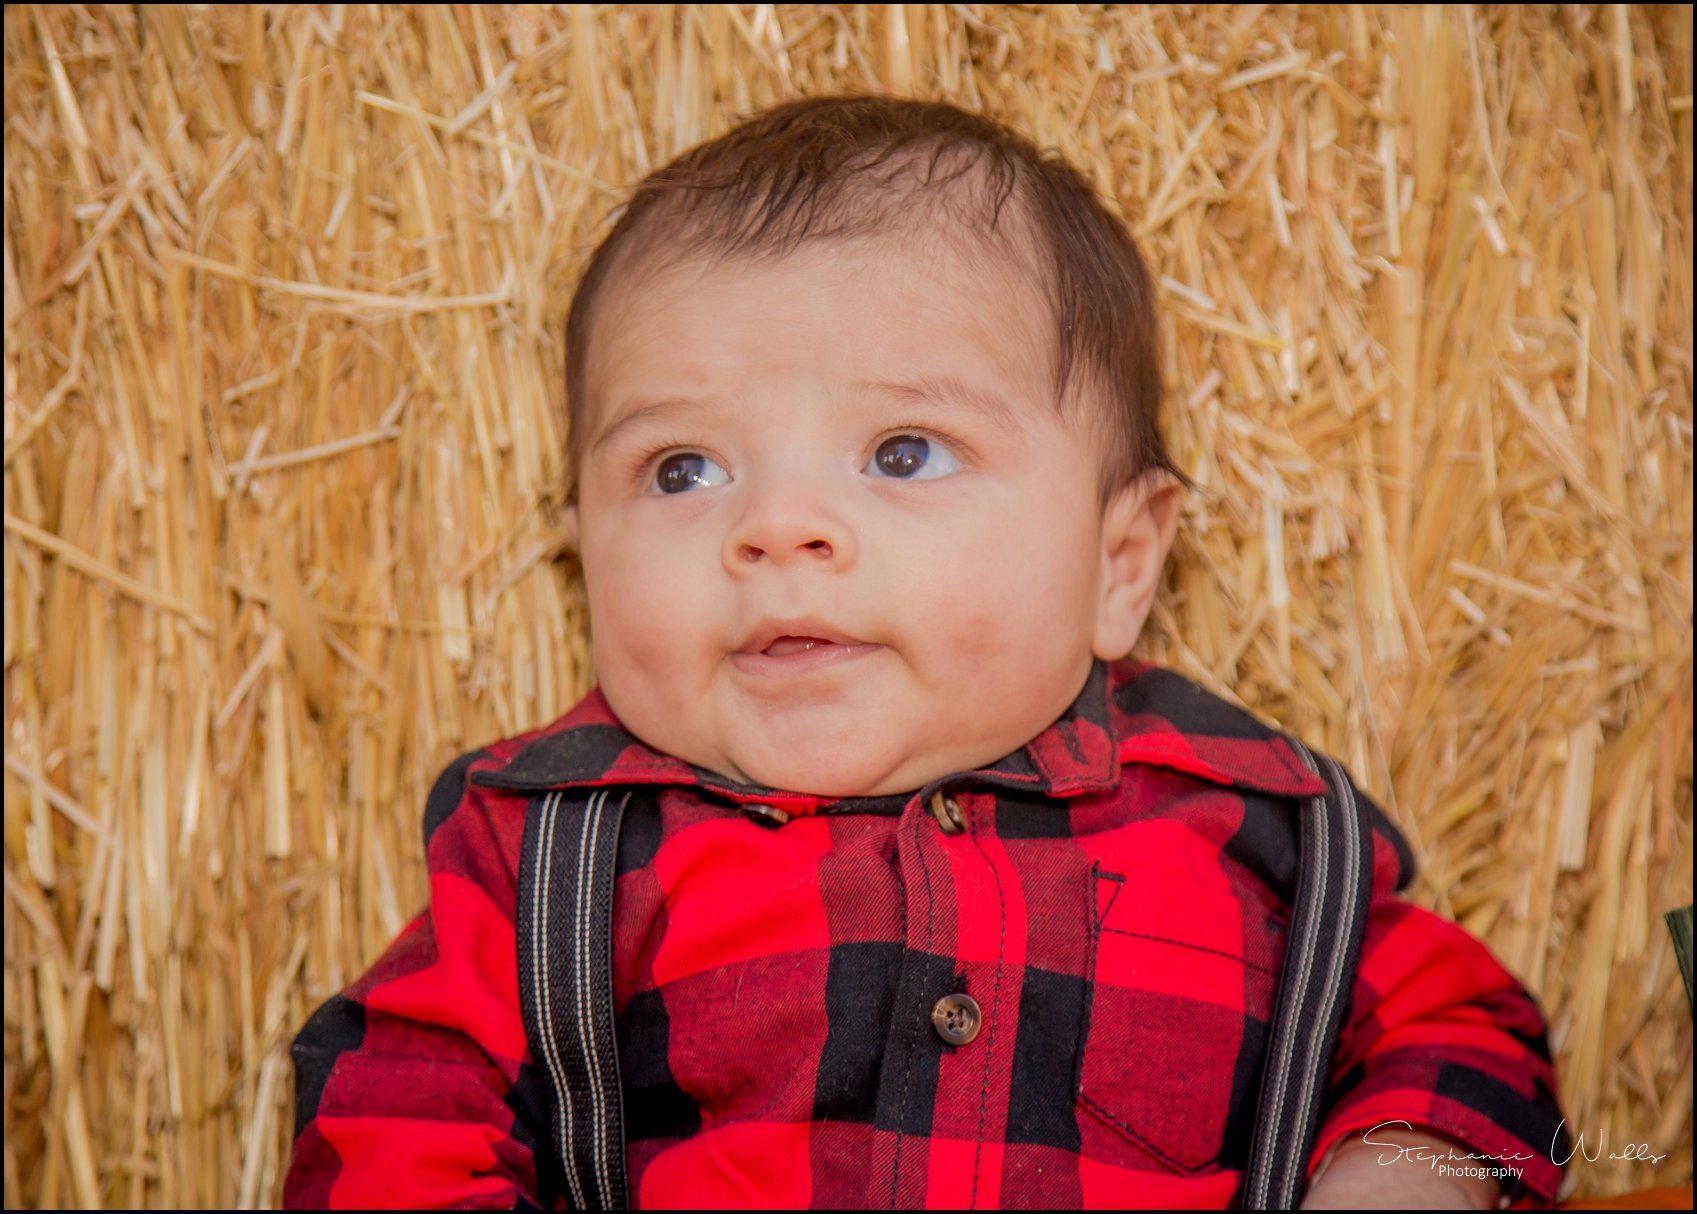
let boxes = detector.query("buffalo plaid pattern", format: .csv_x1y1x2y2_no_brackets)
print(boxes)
285,659,1567,1208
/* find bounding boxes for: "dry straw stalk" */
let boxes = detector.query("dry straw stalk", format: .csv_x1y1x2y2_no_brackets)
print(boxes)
3,4,1692,1207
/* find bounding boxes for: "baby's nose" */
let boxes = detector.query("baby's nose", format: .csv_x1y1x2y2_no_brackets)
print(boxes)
733,536,834,565
723,492,854,571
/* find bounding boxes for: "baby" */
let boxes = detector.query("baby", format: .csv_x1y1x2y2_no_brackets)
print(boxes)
286,97,1566,1209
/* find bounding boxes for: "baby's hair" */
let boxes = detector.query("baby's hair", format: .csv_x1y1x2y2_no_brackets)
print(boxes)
564,94,1183,508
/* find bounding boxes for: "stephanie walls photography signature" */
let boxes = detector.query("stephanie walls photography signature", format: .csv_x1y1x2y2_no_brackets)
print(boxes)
1363,1120,1668,1172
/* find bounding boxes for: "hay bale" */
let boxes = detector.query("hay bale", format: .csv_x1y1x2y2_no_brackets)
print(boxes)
2,4,1690,1206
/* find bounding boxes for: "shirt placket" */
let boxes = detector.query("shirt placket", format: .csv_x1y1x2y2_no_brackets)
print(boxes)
872,788,1023,1210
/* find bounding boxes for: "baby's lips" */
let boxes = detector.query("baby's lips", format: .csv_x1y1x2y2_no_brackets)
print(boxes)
727,637,884,678
737,617,868,655
762,635,837,657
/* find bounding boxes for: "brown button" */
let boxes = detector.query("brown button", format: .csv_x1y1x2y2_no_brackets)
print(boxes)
742,802,790,825
929,790,966,835
931,993,982,1046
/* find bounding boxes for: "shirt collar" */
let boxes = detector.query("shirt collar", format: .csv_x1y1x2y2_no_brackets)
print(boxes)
469,658,1326,813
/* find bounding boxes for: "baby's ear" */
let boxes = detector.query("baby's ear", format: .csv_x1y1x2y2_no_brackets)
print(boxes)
1092,473,1182,662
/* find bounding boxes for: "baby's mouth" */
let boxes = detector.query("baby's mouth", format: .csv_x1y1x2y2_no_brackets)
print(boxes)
730,622,883,678
763,636,837,657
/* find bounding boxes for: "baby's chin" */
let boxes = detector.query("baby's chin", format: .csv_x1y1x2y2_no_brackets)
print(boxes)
713,715,1010,796
604,675,1004,797
712,726,991,801
606,696,918,795
713,741,925,798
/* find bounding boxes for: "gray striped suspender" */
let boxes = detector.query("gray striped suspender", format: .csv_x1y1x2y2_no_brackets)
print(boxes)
517,788,632,1210
1243,742,1374,1209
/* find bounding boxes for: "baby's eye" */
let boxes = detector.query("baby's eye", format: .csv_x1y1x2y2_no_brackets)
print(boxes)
648,452,731,495
864,434,962,480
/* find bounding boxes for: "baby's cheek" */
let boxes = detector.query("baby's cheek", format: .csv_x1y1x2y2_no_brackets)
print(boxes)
591,561,689,672
964,589,1012,654
960,537,1092,671
934,583,1051,683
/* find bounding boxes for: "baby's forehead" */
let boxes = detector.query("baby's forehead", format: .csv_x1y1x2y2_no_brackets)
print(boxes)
590,239,1054,399
590,226,1052,386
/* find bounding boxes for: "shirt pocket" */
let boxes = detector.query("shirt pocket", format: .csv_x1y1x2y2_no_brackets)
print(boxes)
1077,863,1279,1175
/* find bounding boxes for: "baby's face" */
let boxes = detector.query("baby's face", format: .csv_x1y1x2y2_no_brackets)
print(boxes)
567,233,1161,797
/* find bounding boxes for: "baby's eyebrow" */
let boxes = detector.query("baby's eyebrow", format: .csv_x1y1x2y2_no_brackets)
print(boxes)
850,374,1023,435
588,395,717,458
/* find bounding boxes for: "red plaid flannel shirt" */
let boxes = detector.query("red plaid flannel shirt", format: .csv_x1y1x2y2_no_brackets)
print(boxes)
285,658,1566,1208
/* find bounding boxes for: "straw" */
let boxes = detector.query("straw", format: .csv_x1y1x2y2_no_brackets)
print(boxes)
2,5,1691,1206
